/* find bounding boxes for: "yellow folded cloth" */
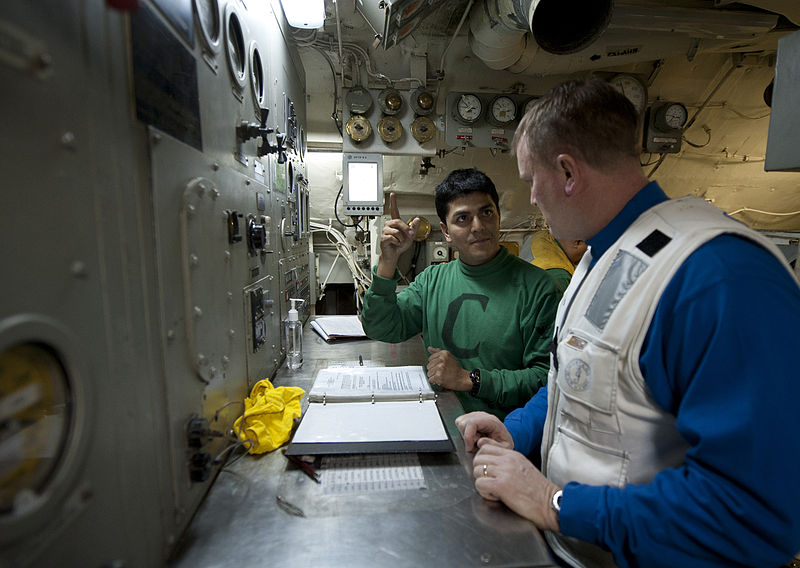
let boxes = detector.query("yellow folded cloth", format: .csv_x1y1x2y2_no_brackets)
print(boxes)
530,231,575,275
233,379,305,454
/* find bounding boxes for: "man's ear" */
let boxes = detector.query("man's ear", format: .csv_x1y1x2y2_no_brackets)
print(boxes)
440,221,452,243
557,154,581,196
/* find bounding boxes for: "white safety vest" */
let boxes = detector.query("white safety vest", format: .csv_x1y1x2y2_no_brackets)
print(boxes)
540,197,793,568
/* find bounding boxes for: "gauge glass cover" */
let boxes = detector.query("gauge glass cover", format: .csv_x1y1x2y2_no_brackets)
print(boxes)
490,96,516,124
456,94,482,123
664,103,688,129
609,74,647,115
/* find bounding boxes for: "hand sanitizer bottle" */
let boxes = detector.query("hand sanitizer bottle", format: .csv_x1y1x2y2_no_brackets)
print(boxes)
285,298,304,370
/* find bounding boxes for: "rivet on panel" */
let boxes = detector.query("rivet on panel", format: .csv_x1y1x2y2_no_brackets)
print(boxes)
197,354,207,366
189,253,199,265
186,203,196,217
211,188,220,199
60,131,76,149
167,329,175,341
212,162,220,171
193,306,203,318
228,329,236,338
224,250,231,261
69,260,88,278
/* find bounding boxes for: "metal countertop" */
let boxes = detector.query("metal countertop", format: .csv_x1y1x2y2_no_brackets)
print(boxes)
170,329,558,568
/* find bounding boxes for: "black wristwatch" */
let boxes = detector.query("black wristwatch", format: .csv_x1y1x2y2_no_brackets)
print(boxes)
469,368,481,397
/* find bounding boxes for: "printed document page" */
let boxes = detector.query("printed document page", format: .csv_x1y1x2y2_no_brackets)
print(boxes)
308,365,433,402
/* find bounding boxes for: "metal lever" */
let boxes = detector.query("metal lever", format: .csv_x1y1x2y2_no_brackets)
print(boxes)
236,107,284,159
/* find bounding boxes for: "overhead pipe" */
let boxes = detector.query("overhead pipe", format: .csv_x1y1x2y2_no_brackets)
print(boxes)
468,0,613,71
468,0,778,75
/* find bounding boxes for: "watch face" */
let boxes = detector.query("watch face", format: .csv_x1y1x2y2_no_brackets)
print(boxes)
489,95,517,125
456,94,482,123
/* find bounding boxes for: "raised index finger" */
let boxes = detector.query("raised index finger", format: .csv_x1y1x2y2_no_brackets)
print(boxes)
388,192,401,220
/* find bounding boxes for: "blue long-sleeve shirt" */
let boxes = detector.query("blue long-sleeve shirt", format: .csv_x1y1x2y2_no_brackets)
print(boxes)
505,182,800,567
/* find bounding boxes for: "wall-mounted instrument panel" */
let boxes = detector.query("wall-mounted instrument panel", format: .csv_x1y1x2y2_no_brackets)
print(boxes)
0,0,310,566
342,86,438,155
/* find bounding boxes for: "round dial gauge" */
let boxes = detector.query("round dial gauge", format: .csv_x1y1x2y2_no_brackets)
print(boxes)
378,88,403,115
410,87,435,115
455,93,482,124
658,102,688,130
523,97,539,117
377,116,403,143
488,95,517,126
608,74,648,115
0,344,72,516
194,0,221,52
345,115,372,142
410,116,436,143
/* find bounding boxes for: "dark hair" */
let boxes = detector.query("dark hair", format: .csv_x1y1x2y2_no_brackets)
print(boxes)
434,168,500,224
513,76,640,170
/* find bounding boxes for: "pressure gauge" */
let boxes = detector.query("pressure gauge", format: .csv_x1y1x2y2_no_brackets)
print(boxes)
523,96,539,117
410,116,436,143
410,87,435,115
345,115,372,143
656,102,688,130
377,116,403,143
194,0,221,53
378,88,403,115
488,95,517,127
0,343,72,517
345,86,373,115
608,74,648,115
454,93,482,124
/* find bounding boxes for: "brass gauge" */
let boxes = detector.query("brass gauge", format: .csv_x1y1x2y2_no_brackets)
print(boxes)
487,95,517,127
454,93,482,125
409,216,432,241
608,74,648,115
378,88,403,115
345,115,372,143
377,116,403,143
410,87,435,115
410,115,436,143
0,343,72,516
345,86,373,115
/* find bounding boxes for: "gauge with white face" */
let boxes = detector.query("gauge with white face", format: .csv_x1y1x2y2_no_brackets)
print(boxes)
662,102,688,129
609,74,648,115
488,95,517,126
455,93,482,124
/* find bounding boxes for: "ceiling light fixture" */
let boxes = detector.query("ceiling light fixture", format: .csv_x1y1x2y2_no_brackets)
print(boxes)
280,0,326,29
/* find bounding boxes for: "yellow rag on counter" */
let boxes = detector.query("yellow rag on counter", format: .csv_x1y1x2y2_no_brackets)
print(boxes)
233,378,305,454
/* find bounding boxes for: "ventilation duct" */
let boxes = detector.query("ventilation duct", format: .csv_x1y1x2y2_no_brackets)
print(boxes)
468,0,780,75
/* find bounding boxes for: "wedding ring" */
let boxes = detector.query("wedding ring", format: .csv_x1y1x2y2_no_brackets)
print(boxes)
482,464,488,477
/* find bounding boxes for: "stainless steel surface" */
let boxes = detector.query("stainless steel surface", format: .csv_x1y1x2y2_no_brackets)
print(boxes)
170,330,558,567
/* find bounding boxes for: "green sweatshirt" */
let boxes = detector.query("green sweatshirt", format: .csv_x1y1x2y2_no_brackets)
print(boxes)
361,246,561,419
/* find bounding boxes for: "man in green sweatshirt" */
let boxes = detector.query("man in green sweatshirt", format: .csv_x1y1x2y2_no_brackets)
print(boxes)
360,168,561,419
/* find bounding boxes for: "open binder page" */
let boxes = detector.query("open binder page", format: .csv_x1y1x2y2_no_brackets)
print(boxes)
285,400,453,455
310,315,367,341
308,365,434,402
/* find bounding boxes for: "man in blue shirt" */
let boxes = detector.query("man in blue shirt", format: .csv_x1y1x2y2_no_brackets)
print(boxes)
456,76,800,567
